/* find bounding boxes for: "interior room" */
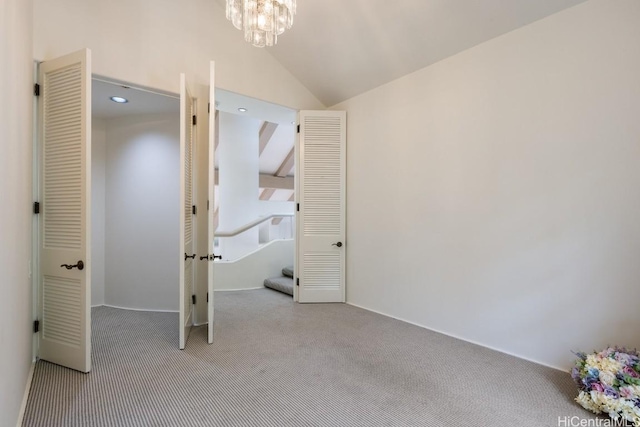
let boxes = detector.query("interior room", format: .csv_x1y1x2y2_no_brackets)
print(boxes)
2,0,640,426
91,79,181,313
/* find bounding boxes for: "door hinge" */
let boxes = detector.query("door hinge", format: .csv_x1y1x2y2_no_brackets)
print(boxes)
296,203,300,212
34,84,40,97
192,115,197,126
207,292,209,302
192,295,196,305
208,103,210,113
296,278,299,287
34,320,40,333
297,124,300,133
34,202,40,214
192,205,197,215
207,200,209,210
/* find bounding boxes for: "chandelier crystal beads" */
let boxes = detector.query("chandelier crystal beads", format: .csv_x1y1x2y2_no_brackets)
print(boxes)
226,0,297,48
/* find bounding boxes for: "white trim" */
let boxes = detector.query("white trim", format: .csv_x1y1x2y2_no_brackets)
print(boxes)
92,75,179,100
16,362,35,427
32,60,41,363
193,322,208,327
345,302,566,373
214,287,264,292
93,304,179,313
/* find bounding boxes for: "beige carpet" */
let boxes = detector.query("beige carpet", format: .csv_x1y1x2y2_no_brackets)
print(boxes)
23,289,597,426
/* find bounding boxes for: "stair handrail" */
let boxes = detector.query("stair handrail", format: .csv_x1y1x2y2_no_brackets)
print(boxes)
216,213,294,238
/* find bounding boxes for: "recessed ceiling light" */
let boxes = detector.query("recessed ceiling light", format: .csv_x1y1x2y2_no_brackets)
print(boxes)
238,107,247,112
291,121,295,125
110,96,128,104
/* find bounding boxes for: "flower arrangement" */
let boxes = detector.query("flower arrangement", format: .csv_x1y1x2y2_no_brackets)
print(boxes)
572,347,640,426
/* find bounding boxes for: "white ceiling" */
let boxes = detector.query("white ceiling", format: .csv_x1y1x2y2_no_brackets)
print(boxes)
216,88,297,125
92,79,179,119
232,0,587,106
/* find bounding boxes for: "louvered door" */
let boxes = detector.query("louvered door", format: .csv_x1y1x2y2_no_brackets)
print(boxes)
297,111,346,303
38,49,92,372
179,74,195,349
207,61,216,344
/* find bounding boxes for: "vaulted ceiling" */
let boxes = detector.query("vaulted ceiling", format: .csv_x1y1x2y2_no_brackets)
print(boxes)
219,0,587,106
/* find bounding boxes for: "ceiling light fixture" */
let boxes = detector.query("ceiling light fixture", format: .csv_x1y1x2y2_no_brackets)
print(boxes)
110,96,128,104
238,107,248,112
225,0,296,48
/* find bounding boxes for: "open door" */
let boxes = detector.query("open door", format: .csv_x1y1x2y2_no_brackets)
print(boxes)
297,111,347,303
38,49,92,372
207,61,216,344
179,74,195,349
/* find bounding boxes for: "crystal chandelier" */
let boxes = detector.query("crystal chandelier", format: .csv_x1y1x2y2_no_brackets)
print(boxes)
226,0,296,48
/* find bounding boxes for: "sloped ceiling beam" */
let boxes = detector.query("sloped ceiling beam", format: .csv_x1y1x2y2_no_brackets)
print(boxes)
275,147,295,177
215,169,293,190
259,188,276,200
260,147,295,202
259,121,279,156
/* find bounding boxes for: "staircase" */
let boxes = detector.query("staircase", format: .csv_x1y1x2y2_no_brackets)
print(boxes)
264,266,294,296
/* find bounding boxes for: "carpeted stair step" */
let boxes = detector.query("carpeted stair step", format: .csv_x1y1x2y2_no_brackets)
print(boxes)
264,276,294,296
282,266,294,278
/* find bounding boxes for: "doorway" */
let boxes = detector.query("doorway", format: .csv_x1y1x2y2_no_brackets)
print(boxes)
212,90,297,299
90,79,182,316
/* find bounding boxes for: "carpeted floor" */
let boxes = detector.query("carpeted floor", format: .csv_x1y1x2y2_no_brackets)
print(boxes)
23,289,597,426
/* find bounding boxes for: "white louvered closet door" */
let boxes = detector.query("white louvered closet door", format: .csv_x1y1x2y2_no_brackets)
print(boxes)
297,111,346,303
207,61,216,344
179,74,195,349
38,49,92,372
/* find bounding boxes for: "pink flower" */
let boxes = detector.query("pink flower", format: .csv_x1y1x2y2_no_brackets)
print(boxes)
622,366,639,378
591,382,605,392
619,387,635,399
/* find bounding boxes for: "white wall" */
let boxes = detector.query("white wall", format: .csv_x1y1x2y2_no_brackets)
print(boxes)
215,239,294,291
217,112,295,260
0,0,34,425
91,119,106,306
334,0,640,370
218,112,261,260
104,114,180,311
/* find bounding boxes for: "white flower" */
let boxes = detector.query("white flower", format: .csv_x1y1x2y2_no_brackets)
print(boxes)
576,391,602,414
599,370,616,386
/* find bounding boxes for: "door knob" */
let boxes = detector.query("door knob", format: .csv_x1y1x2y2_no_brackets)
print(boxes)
60,260,84,270
332,242,343,248
200,254,222,261
185,253,196,260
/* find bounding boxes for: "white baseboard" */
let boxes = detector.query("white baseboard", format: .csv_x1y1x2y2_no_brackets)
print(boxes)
345,302,567,373
94,304,178,313
214,287,263,292
16,361,35,427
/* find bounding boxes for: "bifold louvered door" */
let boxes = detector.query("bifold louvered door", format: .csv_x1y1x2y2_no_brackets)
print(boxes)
39,49,92,372
207,61,216,344
179,74,195,349
298,111,346,303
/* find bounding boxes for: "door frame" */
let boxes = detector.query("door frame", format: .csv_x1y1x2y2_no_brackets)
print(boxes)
31,70,190,361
